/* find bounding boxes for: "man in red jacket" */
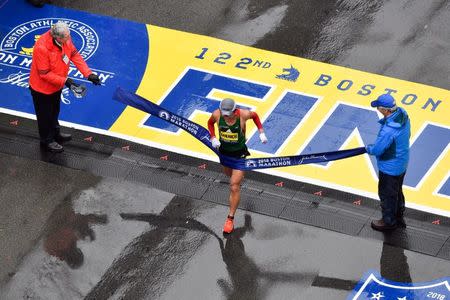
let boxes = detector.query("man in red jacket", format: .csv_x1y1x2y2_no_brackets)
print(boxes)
29,21,101,152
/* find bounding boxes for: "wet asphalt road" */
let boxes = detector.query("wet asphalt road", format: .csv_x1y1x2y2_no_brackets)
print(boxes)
1,153,450,299
50,0,450,90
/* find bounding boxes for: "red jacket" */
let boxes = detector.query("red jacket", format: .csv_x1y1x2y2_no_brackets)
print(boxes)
29,31,92,94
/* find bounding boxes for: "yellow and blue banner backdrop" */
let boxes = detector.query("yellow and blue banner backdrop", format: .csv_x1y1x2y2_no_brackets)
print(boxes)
1,1,449,216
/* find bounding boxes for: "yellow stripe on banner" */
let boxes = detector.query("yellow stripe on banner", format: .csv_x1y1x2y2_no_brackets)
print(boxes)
110,24,450,216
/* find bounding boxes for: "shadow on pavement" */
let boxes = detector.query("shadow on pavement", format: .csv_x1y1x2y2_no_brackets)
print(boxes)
43,199,108,269
219,214,317,300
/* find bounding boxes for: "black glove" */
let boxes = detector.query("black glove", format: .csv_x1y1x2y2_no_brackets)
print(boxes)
88,73,101,85
65,77,75,88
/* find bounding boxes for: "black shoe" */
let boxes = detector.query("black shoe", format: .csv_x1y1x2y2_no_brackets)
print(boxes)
44,141,64,153
28,0,45,7
371,219,397,232
55,133,72,143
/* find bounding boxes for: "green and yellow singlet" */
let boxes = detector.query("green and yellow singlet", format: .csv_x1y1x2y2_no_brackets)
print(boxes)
218,115,246,153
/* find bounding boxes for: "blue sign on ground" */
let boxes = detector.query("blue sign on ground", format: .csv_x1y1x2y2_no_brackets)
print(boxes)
348,271,450,300
0,0,148,129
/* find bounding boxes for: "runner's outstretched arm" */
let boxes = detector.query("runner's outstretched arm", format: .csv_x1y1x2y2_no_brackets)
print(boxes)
249,111,267,143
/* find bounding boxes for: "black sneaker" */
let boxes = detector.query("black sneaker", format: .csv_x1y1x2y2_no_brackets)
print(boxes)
44,141,64,153
371,219,397,232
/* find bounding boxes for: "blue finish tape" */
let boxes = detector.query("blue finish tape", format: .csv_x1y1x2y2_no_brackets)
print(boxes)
113,87,367,170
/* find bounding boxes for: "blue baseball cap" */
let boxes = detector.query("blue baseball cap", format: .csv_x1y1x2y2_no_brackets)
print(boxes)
371,94,396,108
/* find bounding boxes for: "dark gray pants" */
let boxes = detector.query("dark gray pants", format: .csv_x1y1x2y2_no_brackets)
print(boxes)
30,87,62,144
378,171,406,226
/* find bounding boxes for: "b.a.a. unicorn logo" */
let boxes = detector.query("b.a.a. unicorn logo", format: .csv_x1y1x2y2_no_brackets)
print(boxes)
275,65,300,82
158,110,170,121
348,271,450,300
245,160,257,168
19,34,41,56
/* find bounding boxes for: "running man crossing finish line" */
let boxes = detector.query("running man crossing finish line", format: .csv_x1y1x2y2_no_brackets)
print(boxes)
113,87,366,233
113,87,366,171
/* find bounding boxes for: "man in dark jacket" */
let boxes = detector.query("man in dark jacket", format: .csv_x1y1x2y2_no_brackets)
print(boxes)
366,94,411,231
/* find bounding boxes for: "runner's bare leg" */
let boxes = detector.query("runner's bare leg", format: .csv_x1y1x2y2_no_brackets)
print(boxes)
223,166,232,177
228,169,245,217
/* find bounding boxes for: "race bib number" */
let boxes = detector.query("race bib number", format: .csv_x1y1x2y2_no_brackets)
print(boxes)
220,131,238,143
